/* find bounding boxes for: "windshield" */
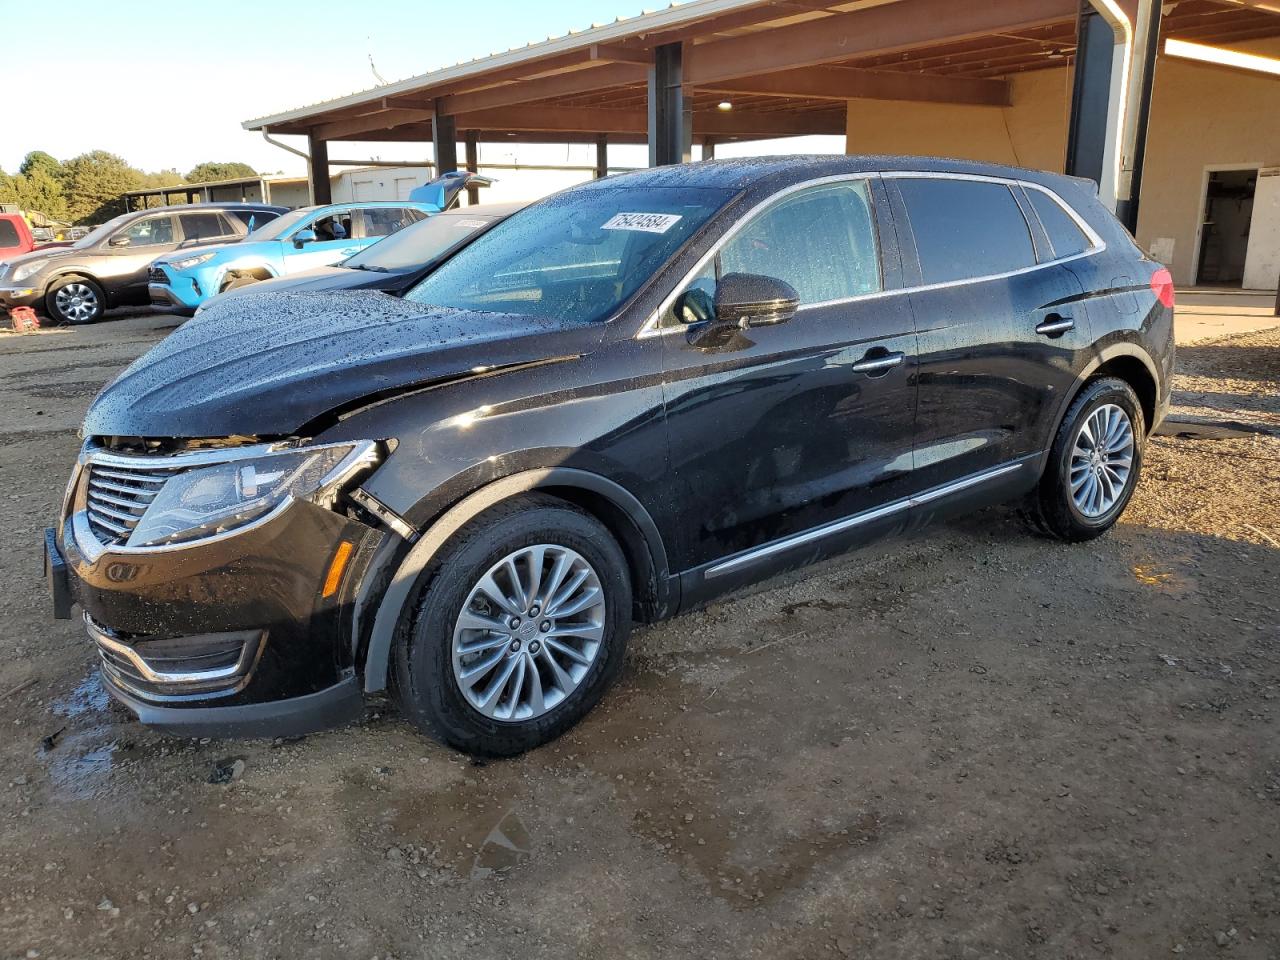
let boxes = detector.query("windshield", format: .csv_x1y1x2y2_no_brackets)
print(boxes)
245,207,313,241
72,212,135,249
404,186,735,324
343,212,500,272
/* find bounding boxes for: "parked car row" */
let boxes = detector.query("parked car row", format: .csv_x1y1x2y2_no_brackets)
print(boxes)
46,154,1175,758
0,172,484,324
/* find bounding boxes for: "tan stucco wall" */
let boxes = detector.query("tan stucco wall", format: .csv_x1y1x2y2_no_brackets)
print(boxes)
844,38,1280,286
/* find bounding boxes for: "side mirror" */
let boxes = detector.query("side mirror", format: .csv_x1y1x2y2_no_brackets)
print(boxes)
293,228,317,248
713,272,800,328
108,235,131,248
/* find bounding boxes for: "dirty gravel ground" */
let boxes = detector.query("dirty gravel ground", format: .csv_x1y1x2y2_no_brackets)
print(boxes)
1,314,1278,960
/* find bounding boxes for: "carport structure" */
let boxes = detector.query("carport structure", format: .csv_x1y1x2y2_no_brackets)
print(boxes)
244,0,1280,236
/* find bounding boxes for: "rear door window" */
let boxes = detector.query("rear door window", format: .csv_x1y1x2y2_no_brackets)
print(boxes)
1025,189,1092,260
179,212,234,243
896,178,1036,284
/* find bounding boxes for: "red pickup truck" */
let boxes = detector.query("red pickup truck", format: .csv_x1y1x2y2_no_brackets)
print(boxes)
0,214,35,260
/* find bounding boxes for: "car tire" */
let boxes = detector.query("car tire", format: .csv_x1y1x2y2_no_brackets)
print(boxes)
45,275,105,325
394,493,632,757
1023,376,1145,542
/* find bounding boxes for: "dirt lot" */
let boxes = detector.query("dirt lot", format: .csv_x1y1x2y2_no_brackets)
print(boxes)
1,313,1278,960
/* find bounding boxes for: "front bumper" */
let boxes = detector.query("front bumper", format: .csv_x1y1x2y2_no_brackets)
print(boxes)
0,286,42,310
149,265,216,312
47,473,384,736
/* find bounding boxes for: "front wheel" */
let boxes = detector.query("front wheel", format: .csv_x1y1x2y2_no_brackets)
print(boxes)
1023,377,1145,542
394,494,631,757
45,276,105,325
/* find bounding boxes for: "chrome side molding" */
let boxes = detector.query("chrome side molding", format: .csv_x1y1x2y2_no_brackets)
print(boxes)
705,461,1026,579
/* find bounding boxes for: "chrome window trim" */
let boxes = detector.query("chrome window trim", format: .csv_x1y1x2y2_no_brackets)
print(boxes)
69,439,378,562
637,170,1106,339
704,460,1027,579
636,173,879,339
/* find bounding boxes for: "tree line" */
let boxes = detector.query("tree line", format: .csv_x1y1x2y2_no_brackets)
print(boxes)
0,152,260,225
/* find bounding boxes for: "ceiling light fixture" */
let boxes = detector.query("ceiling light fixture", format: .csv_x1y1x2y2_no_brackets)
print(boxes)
717,100,733,111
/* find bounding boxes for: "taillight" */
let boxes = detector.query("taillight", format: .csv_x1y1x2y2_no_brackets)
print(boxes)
1150,267,1175,309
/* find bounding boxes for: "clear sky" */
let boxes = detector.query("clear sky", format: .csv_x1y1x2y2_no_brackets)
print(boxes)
3,0,841,187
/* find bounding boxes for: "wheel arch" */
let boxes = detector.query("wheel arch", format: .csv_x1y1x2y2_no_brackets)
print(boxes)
44,271,107,314
358,467,673,695
1035,343,1161,477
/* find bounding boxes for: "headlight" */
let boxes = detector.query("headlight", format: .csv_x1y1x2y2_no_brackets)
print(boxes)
125,441,377,548
12,259,49,282
167,252,217,272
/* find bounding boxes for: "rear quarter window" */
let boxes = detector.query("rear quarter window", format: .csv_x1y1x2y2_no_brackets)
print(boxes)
1026,189,1092,259
897,178,1037,285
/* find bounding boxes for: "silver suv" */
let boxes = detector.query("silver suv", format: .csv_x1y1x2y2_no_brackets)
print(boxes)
0,203,284,324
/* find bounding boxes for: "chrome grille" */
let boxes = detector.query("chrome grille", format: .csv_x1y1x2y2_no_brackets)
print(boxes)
84,462,179,545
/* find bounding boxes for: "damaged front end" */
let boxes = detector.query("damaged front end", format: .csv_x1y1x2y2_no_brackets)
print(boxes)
48,433,403,737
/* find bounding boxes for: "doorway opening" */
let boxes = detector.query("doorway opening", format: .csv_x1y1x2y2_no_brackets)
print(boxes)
1196,169,1257,286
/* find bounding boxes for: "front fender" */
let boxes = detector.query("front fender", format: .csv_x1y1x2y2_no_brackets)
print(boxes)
355,466,672,694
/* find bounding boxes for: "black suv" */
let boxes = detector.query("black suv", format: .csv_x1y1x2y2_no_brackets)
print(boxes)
46,156,1174,756
0,202,285,324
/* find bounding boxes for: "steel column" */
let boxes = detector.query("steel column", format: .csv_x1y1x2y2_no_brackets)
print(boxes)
648,42,692,167
595,134,608,179
1065,1,1115,191
433,104,459,174
464,131,480,204
307,132,332,205
1114,0,1161,233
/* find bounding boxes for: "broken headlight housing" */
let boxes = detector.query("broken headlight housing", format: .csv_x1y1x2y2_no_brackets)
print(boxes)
124,441,378,548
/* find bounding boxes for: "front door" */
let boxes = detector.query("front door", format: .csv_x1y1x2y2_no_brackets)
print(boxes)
104,214,180,302
658,178,918,588
286,209,362,273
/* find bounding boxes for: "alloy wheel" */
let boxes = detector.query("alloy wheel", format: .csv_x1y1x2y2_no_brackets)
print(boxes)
1069,402,1135,518
54,283,99,323
451,544,606,722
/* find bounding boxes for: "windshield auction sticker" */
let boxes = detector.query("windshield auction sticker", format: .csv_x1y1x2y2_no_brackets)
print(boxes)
602,212,683,234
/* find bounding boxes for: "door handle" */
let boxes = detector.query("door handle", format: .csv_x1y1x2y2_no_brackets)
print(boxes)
850,350,905,375
1036,314,1074,337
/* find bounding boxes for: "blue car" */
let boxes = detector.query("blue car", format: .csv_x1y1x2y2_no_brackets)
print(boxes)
149,199,444,314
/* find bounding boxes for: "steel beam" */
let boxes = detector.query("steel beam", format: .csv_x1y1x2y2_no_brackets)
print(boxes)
698,65,1011,106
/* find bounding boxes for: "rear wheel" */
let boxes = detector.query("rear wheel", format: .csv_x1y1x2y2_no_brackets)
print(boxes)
394,494,631,757
1023,377,1144,541
45,276,104,325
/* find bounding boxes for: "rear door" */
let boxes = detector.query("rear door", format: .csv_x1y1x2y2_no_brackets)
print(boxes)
659,177,919,587
888,174,1093,493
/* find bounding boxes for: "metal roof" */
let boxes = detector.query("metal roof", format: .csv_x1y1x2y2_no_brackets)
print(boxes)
242,0,769,131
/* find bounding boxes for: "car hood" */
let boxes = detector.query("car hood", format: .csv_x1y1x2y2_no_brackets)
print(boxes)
157,239,274,268
3,246,75,269
208,265,402,307
83,291,599,438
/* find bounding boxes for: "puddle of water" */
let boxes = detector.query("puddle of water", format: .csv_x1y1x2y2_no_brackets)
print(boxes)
470,811,533,879
50,672,111,718
41,671,127,800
